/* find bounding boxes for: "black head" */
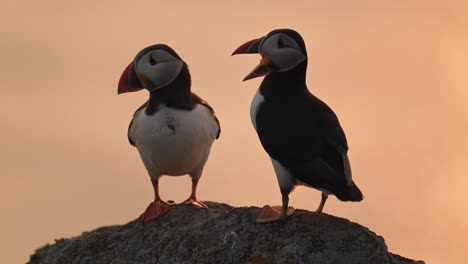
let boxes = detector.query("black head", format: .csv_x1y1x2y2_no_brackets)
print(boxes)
118,44,188,94
232,28,308,81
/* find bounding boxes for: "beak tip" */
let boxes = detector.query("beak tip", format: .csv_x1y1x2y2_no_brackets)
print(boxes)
117,83,128,95
231,50,242,56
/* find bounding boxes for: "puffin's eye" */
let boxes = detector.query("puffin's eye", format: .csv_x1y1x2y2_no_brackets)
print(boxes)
278,38,286,48
149,55,158,65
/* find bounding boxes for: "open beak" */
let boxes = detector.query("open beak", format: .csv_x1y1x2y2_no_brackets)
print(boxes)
117,62,144,94
232,37,270,81
242,53,271,81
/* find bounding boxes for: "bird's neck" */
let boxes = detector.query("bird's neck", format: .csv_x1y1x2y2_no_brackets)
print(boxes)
259,61,308,100
146,67,192,115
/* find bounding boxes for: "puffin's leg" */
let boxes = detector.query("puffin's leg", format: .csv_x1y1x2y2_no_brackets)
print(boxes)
279,194,290,220
256,193,295,223
142,179,174,222
182,177,208,208
316,193,328,213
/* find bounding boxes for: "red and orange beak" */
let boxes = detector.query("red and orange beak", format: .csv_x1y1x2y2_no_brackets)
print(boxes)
242,53,271,81
232,38,263,55
117,62,144,94
232,37,271,81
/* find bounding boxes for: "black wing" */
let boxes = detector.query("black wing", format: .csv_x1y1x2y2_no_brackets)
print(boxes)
191,93,221,139
256,91,346,161
256,91,361,200
127,101,148,147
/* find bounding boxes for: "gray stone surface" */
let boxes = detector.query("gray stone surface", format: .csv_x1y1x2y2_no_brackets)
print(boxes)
28,202,424,264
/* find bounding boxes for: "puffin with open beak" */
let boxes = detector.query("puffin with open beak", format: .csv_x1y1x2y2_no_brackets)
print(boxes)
118,44,220,222
232,29,363,223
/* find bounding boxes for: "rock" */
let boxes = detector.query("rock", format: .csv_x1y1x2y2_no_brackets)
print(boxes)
28,202,424,264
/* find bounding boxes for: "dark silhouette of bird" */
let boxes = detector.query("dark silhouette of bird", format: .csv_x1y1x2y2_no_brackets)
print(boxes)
233,29,362,222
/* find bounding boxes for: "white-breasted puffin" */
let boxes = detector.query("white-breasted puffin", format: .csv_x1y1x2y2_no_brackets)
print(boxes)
232,29,363,223
118,44,220,222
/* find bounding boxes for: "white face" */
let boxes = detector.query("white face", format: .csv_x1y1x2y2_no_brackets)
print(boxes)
259,33,306,72
134,50,184,91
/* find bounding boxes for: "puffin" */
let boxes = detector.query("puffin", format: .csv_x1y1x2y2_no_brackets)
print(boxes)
118,44,220,222
232,29,363,223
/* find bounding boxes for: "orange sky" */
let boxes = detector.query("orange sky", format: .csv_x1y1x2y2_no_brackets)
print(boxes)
1,1,467,263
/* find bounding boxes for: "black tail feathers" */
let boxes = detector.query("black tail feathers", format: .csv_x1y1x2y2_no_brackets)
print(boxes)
335,182,363,202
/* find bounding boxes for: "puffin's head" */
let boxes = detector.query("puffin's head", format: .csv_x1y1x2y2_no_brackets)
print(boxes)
232,28,307,81
118,44,186,94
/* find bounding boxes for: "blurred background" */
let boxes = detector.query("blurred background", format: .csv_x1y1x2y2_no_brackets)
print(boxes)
1,1,467,263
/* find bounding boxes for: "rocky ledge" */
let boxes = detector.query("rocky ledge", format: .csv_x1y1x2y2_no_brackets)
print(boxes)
28,202,424,264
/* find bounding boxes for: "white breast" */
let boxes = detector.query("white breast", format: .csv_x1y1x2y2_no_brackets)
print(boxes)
250,89,264,131
130,104,218,179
